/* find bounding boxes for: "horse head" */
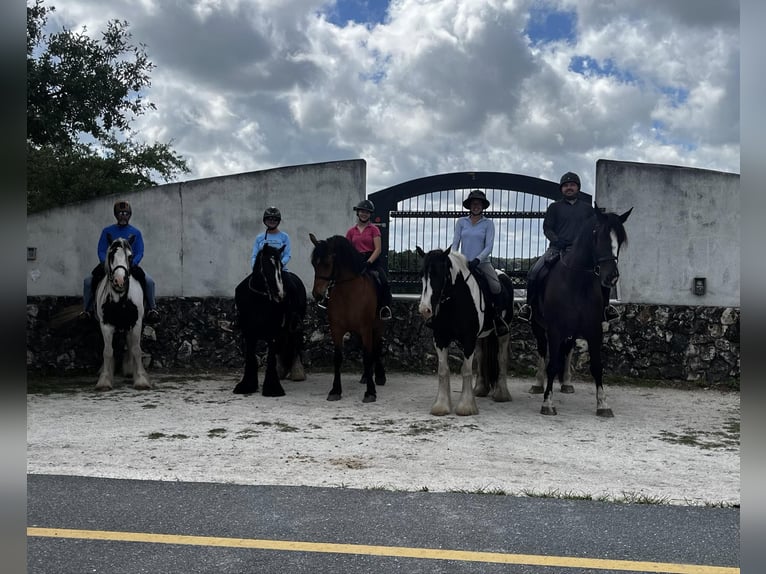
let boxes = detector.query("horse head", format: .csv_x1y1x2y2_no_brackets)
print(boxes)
416,246,456,320
105,234,135,294
251,244,285,302
591,204,632,288
309,233,365,301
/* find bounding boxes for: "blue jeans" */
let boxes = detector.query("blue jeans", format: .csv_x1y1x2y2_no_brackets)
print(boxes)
83,272,156,312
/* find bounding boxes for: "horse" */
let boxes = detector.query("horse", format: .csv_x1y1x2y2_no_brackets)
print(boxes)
94,235,150,390
416,246,514,416
530,204,632,417
309,233,386,403
233,244,307,396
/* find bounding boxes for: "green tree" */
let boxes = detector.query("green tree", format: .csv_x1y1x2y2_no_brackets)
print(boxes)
27,0,189,212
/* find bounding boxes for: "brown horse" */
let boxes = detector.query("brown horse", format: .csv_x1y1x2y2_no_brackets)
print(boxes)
309,233,386,403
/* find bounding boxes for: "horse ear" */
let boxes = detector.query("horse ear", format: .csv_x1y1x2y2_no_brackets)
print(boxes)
416,246,424,258
619,207,633,223
128,234,136,245
309,233,318,246
444,246,451,256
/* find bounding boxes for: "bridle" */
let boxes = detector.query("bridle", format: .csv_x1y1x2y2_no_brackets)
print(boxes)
248,255,282,301
561,225,619,278
107,244,132,294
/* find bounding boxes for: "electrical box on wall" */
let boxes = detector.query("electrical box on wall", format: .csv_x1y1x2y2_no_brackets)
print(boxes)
27,247,37,261
693,277,706,296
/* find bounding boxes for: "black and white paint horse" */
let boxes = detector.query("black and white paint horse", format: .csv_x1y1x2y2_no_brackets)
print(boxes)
530,205,632,416
234,244,307,396
417,246,513,416
94,235,150,390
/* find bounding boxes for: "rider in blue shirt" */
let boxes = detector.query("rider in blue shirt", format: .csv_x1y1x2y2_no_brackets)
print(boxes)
251,207,291,271
80,200,159,323
451,189,509,336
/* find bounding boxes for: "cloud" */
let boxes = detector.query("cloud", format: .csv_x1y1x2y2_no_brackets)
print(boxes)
42,0,739,193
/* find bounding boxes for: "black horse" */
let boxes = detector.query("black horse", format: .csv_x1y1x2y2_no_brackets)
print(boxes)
531,204,632,417
233,244,307,396
416,246,514,416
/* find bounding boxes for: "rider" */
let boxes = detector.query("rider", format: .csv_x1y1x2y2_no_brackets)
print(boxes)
345,199,393,321
80,200,160,323
451,189,509,337
251,206,292,272
517,172,620,324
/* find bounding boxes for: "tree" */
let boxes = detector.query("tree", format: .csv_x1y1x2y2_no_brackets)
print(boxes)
27,0,189,212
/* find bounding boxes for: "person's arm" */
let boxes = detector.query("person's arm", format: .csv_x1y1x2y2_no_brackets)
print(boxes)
368,236,382,264
477,219,495,261
281,233,291,266
97,228,109,262
451,219,462,252
131,228,145,266
543,205,559,244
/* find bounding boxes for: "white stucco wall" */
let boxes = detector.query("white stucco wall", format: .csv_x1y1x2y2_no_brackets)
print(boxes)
595,159,739,307
27,159,366,298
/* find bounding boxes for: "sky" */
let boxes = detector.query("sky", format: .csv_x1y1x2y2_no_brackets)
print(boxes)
41,0,740,195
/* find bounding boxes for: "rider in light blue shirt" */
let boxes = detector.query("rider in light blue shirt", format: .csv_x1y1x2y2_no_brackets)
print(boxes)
251,206,291,271
451,190,508,336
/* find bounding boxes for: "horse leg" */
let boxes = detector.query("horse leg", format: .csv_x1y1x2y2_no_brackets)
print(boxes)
430,346,452,416
96,325,116,391
492,332,512,402
589,339,613,417
529,323,547,394
373,328,386,386
473,338,489,397
560,340,575,394
233,337,259,394
455,351,479,416
327,346,343,401
126,324,150,390
262,342,286,397
361,349,376,403
541,335,561,415
289,352,306,382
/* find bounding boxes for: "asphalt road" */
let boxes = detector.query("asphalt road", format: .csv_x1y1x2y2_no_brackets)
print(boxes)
28,474,739,574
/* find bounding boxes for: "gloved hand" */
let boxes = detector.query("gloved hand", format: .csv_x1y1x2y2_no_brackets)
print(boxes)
468,258,480,271
552,239,568,250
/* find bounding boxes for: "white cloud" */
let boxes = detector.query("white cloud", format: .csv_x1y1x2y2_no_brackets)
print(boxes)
42,0,739,194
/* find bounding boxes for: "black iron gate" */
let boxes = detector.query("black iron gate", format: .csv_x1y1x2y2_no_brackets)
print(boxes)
368,172,591,294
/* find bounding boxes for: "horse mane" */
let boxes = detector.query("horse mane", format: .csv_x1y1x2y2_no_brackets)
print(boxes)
573,209,629,249
311,235,366,275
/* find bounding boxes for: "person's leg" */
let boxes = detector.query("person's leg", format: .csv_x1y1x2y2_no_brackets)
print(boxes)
371,262,392,320
479,263,508,336
519,255,546,322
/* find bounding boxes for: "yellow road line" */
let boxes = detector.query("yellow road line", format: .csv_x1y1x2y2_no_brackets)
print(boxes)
28,527,738,574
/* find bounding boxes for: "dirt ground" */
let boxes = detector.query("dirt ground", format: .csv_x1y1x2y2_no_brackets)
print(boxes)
26,370,740,506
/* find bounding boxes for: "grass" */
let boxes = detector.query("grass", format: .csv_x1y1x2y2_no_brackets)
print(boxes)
656,415,740,451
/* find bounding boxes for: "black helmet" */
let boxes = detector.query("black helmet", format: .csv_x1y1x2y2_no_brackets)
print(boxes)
113,200,132,218
559,172,581,189
462,189,489,210
353,199,375,213
263,206,281,223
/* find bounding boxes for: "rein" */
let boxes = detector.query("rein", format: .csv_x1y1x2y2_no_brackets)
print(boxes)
560,227,618,277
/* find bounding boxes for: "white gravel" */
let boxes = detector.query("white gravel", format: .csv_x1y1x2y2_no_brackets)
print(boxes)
27,370,740,506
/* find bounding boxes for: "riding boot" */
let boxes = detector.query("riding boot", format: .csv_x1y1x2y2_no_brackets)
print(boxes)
518,281,534,323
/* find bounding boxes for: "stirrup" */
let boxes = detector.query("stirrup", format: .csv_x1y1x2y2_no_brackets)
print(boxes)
604,305,620,322
517,304,532,323
316,299,327,310
379,306,392,321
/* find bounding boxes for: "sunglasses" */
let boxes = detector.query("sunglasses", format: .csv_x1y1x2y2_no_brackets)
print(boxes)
264,217,279,222
117,211,131,216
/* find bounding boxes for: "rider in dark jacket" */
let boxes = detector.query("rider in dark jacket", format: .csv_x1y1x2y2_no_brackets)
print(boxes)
517,172,619,324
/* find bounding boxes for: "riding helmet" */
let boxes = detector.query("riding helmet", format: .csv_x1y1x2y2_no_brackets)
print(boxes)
353,199,375,213
113,200,132,218
462,189,490,210
263,206,281,223
559,172,581,189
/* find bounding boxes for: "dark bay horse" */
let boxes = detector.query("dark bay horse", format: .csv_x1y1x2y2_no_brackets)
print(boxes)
309,233,386,403
233,244,307,396
416,246,513,416
531,205,632,416
94,235,150,390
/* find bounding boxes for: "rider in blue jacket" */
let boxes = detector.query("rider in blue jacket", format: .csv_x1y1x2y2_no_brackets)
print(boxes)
80,200,160,323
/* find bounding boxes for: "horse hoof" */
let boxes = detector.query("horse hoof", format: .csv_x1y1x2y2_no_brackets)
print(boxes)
363,394,376,403
560,384,575,394
597,408,614,418
540,406,557,415
94,385,112,392
233,382,258,394
528,385,544,394
375,376,386,386
262,388,286,398
327,393,341,401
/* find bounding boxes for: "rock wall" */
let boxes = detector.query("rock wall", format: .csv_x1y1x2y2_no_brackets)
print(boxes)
26,297,739,387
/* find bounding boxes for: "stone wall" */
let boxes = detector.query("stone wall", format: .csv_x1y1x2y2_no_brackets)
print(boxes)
27,297,739,387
